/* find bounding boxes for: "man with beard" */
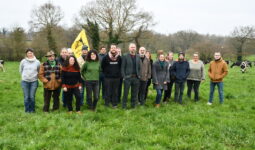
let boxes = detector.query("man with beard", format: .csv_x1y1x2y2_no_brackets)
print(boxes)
138,47,151,106
172,52,190,104
207,52,228,105
101,44,122,108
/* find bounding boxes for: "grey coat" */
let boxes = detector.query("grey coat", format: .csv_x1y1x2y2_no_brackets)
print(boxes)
121,53,141,79
140,57,151,81
152,60,170,90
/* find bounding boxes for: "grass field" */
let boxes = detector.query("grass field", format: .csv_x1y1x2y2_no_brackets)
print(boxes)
0,61,255,150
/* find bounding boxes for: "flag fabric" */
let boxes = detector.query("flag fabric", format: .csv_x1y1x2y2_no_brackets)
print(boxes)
71,29,90,58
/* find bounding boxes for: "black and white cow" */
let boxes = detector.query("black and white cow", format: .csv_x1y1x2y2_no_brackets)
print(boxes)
0,60,5,72
240,61,247,73
231,61,252,68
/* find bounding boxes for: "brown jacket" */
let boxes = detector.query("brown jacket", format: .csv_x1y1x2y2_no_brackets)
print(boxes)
38,64,62,90
208,58,228,82
140,57,151,81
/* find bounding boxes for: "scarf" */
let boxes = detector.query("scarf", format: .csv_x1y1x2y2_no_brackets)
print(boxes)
108,52,119,61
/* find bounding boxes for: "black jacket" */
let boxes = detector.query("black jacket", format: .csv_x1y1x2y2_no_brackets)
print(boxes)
101,54,122,78
172,60,190,82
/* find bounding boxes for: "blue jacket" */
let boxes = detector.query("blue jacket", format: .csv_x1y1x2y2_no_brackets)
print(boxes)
172,60,190,83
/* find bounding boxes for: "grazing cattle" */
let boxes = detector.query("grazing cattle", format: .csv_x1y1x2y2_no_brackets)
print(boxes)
0,60,5,72
240,61,247,73
231,61,252,68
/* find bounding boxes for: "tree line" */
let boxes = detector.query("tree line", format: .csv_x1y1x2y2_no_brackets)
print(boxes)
0,0,255,61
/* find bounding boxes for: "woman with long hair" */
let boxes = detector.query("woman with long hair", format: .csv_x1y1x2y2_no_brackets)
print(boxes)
62,56,82,114
81,50,100,111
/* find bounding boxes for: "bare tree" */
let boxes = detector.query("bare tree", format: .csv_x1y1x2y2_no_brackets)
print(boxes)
231,26,255,61
29,2,64,51
77,0,154,48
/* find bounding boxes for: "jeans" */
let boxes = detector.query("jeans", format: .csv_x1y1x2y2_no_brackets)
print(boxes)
85,81,99,110
122,77,140,108
155,89,163,104
65,87,81,111
99,73,105,100
163,79,175,102
209,82,224,104
174,81,185,104
138,80,148,105
21,80,38,113
105,78,120,107
187,80,201,101
43,88,61,112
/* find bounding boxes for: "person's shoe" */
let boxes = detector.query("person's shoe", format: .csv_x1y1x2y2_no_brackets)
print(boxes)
155,104,160,108
67,111,73,114
207,102,212,105
76,111,82,114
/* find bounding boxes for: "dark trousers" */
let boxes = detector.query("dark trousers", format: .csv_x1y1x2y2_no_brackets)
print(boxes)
122,77,140,108
187,80,201,101
174,81,185,104
145,79,151,100
85,81,99,110
80,80,86,105
99,73,105,100
163,79,175,102
105,78,120,107
138,80,148,105
118,78,123,104
155,89,164,104
43,88,61,112
65,87,81,111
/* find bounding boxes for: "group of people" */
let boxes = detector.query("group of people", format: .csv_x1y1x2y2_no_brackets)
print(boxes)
19,43,228,113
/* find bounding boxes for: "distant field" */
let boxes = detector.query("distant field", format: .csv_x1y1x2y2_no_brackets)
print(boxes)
0,62,254,150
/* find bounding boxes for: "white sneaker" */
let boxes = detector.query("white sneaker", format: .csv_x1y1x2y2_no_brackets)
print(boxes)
207,102,212,105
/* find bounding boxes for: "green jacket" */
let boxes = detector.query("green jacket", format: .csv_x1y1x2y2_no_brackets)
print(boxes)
81,61,100,81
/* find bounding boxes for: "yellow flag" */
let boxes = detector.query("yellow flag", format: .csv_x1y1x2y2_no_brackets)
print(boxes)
71,29,90,58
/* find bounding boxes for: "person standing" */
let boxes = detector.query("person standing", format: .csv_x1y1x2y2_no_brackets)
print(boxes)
121,43,141,109
101,44,122,108
57,48,69,107
163,51,176,103
138,47,151,105
172,52,190,104
98,47,107,100
39,51,62,112
145,51,153,100
207,52,228,105
117,47,123,104
62,56,82,114
77,45,89,106
152,52,169,108
187,52,205,102
81,50,100,111
19,48,40,113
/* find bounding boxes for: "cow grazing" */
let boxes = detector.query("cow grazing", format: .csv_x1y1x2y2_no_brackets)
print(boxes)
0,60,5,72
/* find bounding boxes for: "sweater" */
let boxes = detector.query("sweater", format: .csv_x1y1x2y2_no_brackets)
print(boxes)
61,65,82,88
208,58,228,82
81,61,100,81
101,54,122,78
187,60,205,81
172,60,190,83
19,57,40,82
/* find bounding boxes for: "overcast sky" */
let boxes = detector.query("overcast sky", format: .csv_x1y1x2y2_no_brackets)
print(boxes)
0,0,254,36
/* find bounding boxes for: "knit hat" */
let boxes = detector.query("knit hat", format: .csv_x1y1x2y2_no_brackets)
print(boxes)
82,45,88,51
178,52,185,57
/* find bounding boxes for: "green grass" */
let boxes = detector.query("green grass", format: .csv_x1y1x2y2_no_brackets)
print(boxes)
0,62,255,150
